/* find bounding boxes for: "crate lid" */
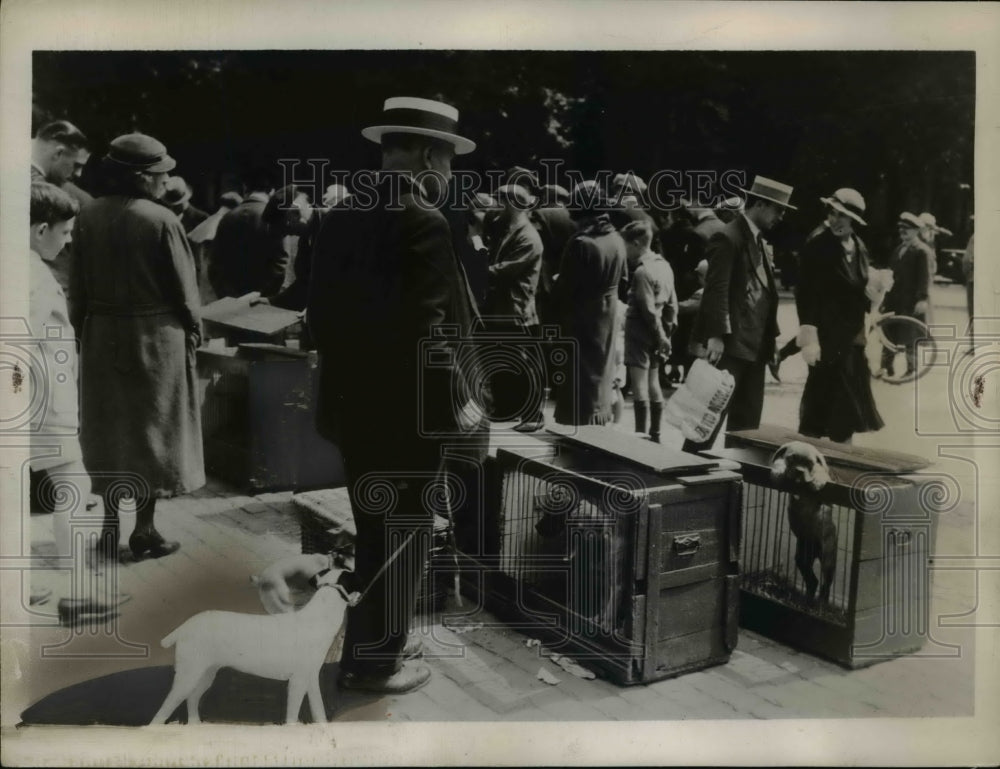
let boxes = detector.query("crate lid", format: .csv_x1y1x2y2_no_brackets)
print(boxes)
545,425,719,476
726,425,931,473
202,294,302,336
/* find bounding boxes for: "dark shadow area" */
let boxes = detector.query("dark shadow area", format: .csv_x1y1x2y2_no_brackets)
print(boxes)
18,661,390,726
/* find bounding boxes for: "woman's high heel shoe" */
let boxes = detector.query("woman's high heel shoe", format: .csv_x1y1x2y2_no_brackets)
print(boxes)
128,530,181,560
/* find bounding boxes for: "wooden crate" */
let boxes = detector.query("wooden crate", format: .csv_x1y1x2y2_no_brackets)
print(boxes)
707,430,939,669
197,345,345,492
478,432,742,686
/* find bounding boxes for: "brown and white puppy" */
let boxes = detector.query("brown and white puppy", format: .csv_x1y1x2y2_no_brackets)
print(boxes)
151,566,350,725
770,441,838,604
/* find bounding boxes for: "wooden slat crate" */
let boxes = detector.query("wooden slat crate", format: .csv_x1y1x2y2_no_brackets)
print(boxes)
480,431,742,686
707,428,940,668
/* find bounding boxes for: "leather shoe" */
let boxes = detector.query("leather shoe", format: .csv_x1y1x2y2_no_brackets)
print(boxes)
129,530,181,560
768,351,782,383
337,661,431,694
58,594,131,625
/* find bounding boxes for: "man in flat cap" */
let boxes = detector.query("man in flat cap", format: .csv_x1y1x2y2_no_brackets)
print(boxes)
687,175,795,451
307,97,487,694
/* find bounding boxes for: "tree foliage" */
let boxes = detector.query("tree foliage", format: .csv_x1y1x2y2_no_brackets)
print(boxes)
34,50,974,251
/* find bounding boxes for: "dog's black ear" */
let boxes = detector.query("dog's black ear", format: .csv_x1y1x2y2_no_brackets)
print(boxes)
770,443,790,466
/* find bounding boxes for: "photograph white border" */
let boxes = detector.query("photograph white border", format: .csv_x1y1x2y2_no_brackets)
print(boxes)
2,1,998,765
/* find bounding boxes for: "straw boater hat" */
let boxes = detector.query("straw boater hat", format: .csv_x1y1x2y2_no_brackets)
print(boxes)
898,211,923,229
740,175,797,209
821,188,867,226
105,133,176,173
362,97,476,155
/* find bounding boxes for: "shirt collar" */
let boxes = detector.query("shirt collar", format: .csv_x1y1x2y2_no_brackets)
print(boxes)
637,249,662,266
741,212,761,240
247,191,270,203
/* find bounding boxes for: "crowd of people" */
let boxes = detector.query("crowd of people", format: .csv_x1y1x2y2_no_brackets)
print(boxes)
26,96,969,691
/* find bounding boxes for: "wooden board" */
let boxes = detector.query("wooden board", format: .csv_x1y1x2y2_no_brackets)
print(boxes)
727,425,931,473
547,424,719,476
202,294,302,336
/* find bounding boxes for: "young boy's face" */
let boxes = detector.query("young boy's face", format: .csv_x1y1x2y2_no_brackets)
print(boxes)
31,218,75,262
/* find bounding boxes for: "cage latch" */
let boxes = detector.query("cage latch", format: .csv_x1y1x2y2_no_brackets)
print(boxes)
673,533,701,556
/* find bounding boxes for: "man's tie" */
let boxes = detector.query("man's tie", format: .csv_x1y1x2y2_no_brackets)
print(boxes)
755,233,770,286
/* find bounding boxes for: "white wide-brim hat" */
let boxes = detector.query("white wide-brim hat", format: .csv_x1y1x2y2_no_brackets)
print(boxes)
362,96,476,155
821,187,867,226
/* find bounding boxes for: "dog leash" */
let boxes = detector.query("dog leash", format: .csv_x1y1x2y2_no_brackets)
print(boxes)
313,529,421,608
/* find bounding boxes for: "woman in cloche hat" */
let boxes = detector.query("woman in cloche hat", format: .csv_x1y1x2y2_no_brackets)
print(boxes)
72,133,205,561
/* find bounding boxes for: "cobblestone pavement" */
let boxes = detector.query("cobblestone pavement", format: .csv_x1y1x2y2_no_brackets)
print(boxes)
3,281,985,730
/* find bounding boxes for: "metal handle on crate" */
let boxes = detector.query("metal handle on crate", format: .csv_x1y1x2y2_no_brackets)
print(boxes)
888,528,912,547
673,533,701,556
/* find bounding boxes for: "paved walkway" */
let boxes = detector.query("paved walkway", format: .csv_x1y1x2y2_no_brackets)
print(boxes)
8,444,977,727
1,281,985,751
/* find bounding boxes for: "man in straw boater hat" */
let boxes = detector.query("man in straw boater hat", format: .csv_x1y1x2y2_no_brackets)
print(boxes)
686,175,795,452
305,97,488,693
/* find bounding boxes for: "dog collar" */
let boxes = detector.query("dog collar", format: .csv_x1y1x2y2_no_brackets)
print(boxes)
309,568,332,590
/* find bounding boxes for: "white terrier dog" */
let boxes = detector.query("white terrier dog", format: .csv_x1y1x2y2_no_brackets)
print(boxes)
151,555,348,725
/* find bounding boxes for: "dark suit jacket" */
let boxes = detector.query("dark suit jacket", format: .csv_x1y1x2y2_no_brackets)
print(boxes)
307,174,487,455
659,220,705,299
693,215,778,362
553,214,627,426
442,201,489,311
531,205,577,298
271,209,326,312
180,204,210,234
486,216,543,325
209,195,288,298
882,240,932,318
796,225,871,359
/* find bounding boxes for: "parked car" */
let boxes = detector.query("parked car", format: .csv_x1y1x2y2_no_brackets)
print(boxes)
937,248,967,284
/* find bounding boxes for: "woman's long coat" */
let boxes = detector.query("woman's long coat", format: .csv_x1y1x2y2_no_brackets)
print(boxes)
72,196,205,497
